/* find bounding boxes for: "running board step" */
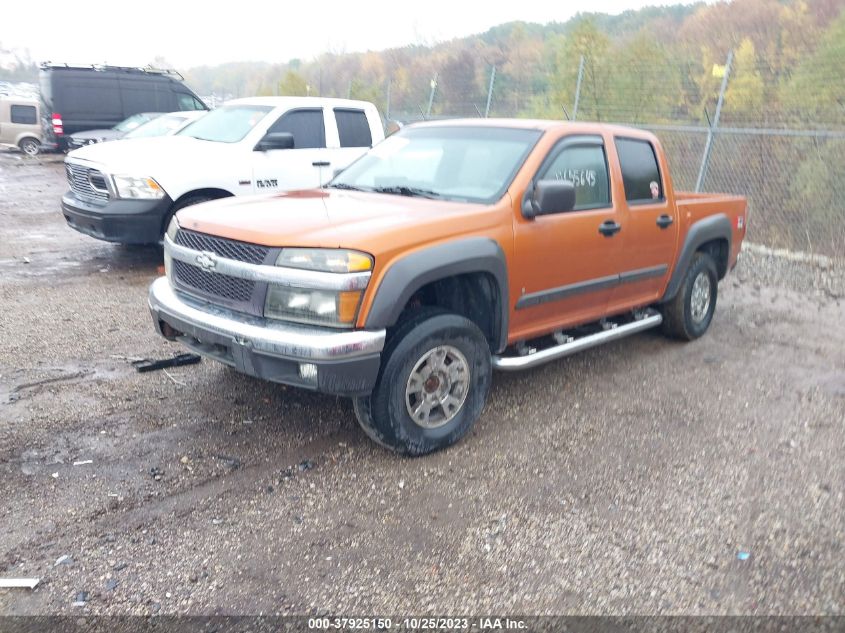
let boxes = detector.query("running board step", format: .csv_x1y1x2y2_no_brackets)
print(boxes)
492,310,663,371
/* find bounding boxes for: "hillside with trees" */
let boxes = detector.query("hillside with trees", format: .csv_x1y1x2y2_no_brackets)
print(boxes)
178,0,844,129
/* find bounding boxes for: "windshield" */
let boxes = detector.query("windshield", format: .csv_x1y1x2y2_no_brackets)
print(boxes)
114,113,157,132
125,113,192,139
329,126,542,203
177,105,273,143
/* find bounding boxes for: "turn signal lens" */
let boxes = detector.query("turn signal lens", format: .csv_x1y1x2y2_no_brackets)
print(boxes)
338,290,363,324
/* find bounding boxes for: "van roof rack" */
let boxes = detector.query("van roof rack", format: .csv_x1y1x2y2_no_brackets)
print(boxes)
40,63,184,81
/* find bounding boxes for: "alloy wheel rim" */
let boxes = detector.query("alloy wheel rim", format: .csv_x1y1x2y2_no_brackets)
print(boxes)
405,345,470,429
690,272,712,323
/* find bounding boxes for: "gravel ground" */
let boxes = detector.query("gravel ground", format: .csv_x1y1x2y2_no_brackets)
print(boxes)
0,149,843,616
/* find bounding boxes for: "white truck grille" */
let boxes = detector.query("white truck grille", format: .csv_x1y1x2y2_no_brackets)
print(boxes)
66,163,109,202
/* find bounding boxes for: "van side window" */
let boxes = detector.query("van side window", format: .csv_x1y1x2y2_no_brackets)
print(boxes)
538,142,610,211
267,109,326,149
11,105,37,125
334,108,372,148
177,93,205,111
615,138,664,203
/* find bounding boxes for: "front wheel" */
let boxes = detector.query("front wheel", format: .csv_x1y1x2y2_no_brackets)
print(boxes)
661,252,718,340
353,309,492,456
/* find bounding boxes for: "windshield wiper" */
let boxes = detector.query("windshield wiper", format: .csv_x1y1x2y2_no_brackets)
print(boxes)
371,185,441,199
327,183,371,191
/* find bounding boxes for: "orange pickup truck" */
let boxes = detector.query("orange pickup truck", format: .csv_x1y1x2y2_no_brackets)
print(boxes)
149,120,747,455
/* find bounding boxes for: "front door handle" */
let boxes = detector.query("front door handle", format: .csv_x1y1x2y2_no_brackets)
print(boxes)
656,214,674,229
598,220,622,237
312,161,331,167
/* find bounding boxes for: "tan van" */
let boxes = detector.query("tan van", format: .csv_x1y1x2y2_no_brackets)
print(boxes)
0,97,42,155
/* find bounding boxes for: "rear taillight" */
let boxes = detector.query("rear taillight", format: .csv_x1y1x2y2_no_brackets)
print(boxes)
51,113,63,135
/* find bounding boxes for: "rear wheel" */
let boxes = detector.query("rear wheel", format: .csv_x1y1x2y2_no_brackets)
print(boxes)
661,252,718,340
19,138,40,156
353,308,492,456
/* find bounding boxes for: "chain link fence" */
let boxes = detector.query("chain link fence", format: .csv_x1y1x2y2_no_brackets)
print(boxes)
384,52,844,260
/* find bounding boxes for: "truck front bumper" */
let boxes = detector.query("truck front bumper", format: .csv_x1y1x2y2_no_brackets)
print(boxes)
148,277,385,396
62,190,173,244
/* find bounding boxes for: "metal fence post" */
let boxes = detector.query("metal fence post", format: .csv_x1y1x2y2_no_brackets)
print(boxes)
426,73,438,118
695,50,733,192
572,56,585,121
484,66,496,118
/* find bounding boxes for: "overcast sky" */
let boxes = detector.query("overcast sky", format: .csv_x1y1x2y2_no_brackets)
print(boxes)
2,0,694,69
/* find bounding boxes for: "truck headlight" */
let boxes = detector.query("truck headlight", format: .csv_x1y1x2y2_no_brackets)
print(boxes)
264,248,372,327
112,174,165,199
165,215,179,242
275,248,373,273
163,216,179,283
264,287,364,327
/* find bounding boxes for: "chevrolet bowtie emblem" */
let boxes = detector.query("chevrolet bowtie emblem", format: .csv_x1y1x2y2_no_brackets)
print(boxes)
195,252,217,271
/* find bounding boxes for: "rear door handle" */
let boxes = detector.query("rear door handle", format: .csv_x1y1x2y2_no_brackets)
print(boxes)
598,220,622,237
312,161,331,167
656,214,674,229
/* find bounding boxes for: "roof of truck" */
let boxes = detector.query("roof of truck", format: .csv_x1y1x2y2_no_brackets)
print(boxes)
405,118,660,143
224,96,378,109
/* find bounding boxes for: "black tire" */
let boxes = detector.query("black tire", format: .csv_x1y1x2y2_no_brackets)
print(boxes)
353,308,492,456
19,138,40,156
162,193,225,237
661,252,718,341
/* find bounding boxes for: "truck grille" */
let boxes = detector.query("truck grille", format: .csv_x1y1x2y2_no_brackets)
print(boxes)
175,229,270,265
173,260,255,302
66,163,109,202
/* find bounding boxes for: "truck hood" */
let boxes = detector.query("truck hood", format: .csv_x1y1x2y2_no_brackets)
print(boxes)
175,189,504,256
66,135,221,175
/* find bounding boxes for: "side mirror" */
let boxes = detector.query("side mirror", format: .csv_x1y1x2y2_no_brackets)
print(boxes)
522,180,576,219
254,132,294,152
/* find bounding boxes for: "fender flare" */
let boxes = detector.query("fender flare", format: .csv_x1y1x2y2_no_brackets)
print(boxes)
662,213,732,302
364,238,510,353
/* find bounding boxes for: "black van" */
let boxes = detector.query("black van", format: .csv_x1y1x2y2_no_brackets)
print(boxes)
39,64,207,151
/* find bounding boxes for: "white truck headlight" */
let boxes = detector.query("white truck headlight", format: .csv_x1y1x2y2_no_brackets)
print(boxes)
112,174,165,199
264,248,372,327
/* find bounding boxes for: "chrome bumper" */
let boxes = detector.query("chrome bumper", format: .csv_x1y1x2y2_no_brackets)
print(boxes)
148,277,385,361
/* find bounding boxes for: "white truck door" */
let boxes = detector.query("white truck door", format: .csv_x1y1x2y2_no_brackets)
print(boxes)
251,107,331,193
327,107,377,176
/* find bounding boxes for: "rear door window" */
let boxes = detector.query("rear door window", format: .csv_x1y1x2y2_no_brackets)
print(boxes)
538,138,610,211
267,109,326,149
334,108,372,148
615,137,664,204
11,105,37,125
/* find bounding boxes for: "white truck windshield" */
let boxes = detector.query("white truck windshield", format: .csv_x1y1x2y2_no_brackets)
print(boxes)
178,105,273,143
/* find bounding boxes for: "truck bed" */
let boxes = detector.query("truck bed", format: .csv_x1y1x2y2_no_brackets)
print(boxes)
675,191,748,272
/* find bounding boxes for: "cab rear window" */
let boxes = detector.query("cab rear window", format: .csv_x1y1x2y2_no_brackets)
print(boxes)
335,108,372,148
615,137,664,204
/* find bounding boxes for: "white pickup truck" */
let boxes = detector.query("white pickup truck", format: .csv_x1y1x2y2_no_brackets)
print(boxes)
61,97,384,244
